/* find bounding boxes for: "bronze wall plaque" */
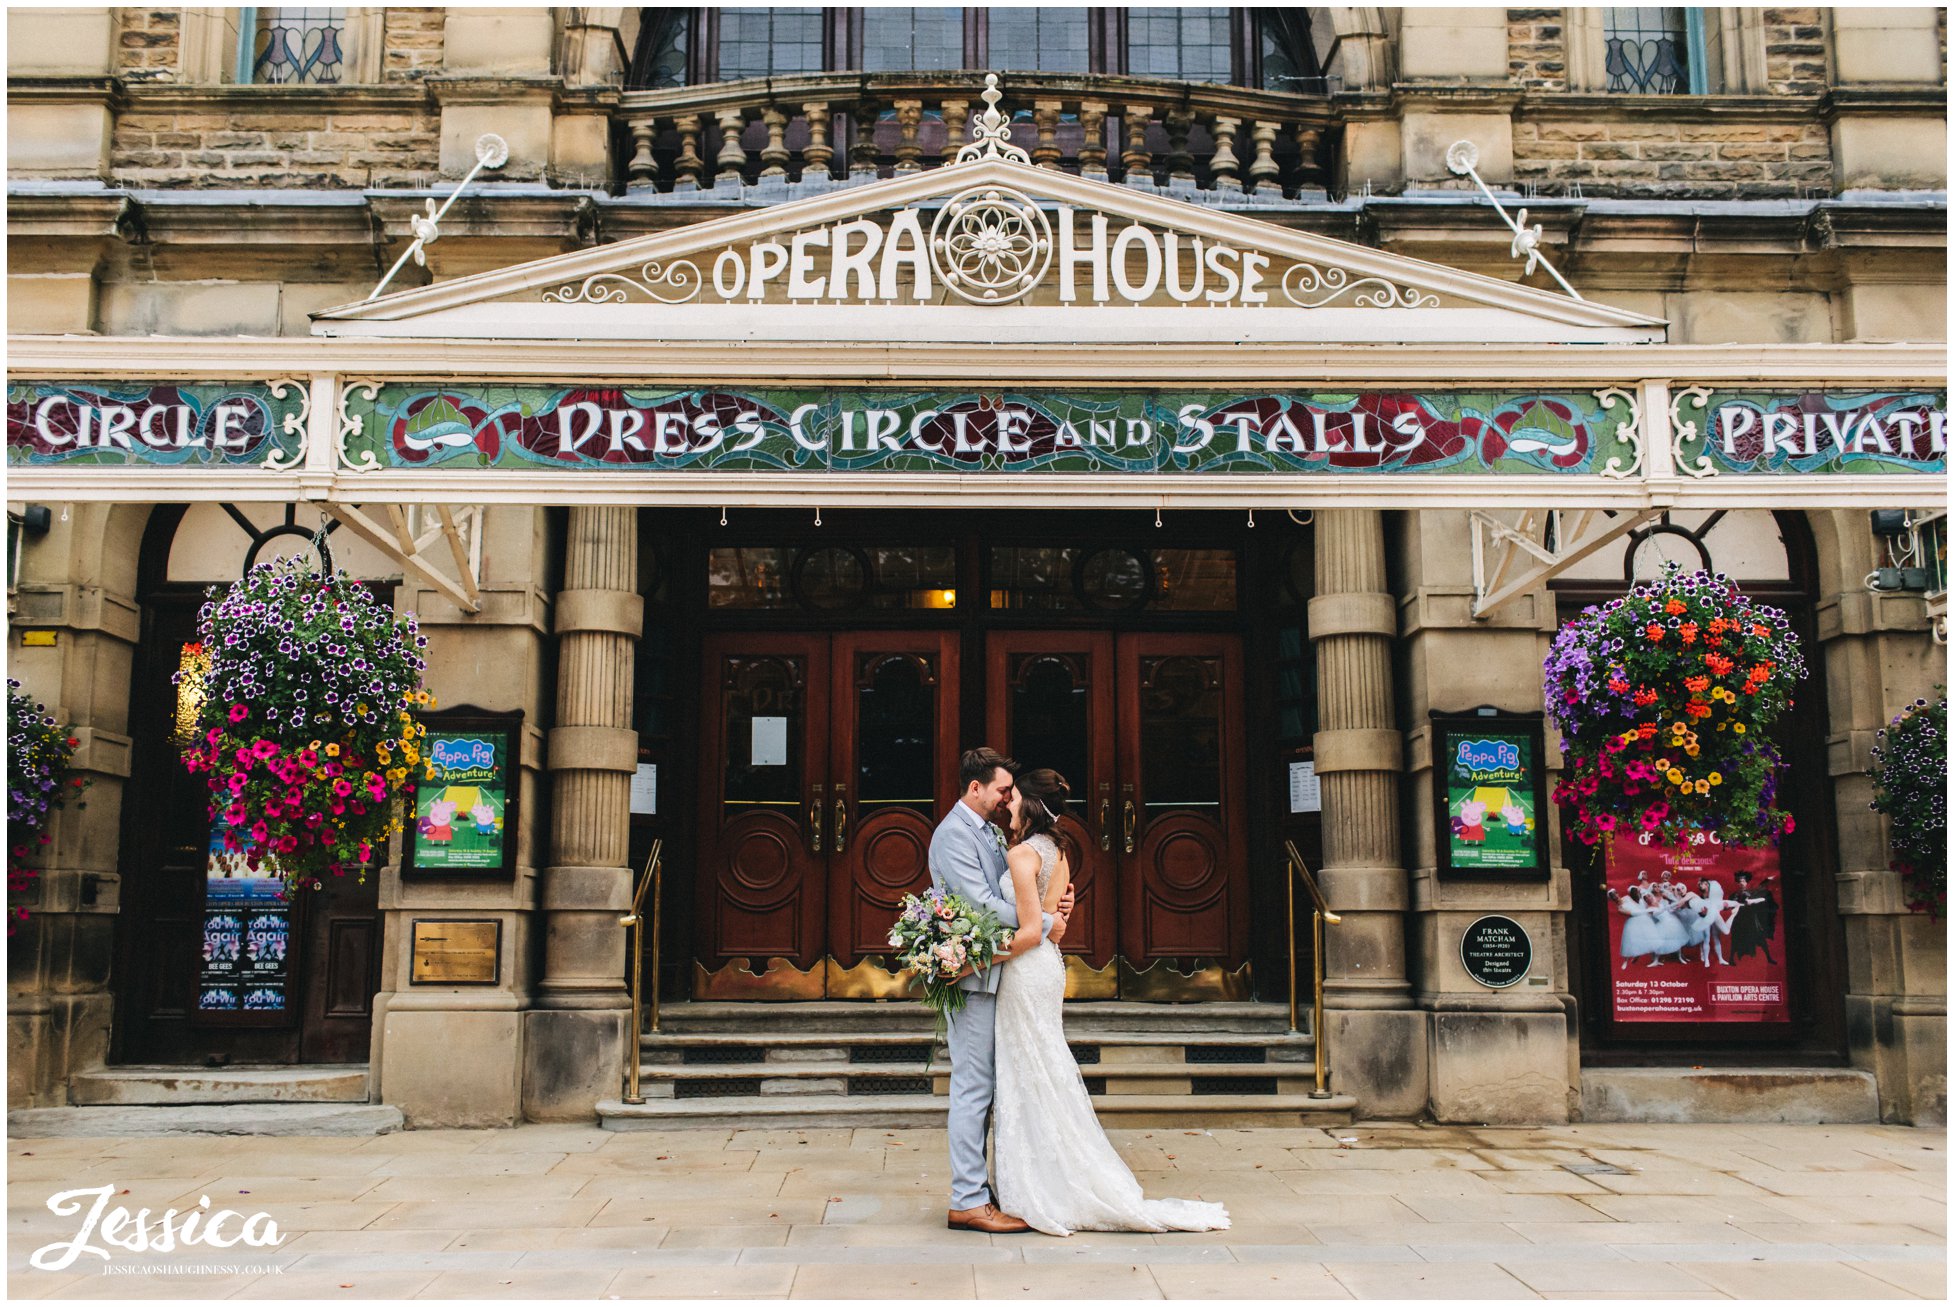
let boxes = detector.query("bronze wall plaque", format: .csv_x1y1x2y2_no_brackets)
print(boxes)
411,919,501,985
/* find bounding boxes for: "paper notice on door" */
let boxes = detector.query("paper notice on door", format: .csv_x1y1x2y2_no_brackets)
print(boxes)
630,763,658,815
750,716,787,767
1288,760,1322,814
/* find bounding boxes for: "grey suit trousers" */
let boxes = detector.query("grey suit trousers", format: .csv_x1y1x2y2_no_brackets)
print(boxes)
944,990,998,1210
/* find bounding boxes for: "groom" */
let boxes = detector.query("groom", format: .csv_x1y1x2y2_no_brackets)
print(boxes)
931,746,1073,1233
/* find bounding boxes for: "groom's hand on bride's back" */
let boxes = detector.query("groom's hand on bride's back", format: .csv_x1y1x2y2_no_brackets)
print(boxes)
1045,884,1077,944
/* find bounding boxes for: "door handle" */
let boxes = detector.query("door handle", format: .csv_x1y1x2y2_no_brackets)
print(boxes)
809,783,824,854
1122,799,1137,854
1098,797,1112,851
833,797,848,854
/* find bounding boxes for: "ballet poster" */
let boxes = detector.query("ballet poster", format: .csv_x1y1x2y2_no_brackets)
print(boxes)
1604,835,1789,1023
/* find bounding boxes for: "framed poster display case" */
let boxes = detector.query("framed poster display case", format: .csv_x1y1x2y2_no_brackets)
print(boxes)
401,706,523,880
1430,708,1551,880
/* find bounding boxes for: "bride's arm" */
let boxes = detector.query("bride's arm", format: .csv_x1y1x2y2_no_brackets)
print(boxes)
1003,847,1046,958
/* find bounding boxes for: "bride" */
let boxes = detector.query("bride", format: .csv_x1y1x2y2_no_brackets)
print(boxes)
988,768,1231,1237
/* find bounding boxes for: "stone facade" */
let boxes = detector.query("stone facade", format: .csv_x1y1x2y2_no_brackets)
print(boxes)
5,7,1946,1131
1511,110,1834,199
110,91,442,190
1506,8,1567,92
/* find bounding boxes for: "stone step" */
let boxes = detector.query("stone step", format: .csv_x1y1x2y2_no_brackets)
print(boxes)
641,1029,1314,1050
8,1103,404,1137
641,1033,1314,1066
69,1064,370,1107
1581,1066,1880,1124
598,1092,1357,1132
627,1059,1319,1102
656,1000,1297,1036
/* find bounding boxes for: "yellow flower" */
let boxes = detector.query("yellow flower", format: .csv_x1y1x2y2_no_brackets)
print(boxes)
1666,768,1685,784
1655,757,1670,771
1695,780,1710,794
326,743,340,757
1709,772,1723,785
1685,744,1700,757
1733,723,1747,734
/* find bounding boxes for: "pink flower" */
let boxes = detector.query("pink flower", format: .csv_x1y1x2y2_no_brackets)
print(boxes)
296,749,318,768
233,748,255,769
251,739,279,760
274,835,299,854
1594,814,1617,831
206,727,222,744
264,802,284,819
226,774,248,795
250,821,269,843
332,779,354,797
224,803,247,824
227,704,248,723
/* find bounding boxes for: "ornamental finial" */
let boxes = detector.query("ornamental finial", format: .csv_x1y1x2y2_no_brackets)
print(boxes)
954,72,1031,165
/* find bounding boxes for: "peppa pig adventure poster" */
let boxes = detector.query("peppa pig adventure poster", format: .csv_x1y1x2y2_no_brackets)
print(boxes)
404,708,522,878
1432,710,1550,879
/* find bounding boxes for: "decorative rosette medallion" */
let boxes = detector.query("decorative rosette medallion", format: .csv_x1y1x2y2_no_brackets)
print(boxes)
929,186,1053,304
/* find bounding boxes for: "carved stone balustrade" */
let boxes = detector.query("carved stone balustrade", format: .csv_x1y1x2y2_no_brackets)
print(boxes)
617,72,1333,204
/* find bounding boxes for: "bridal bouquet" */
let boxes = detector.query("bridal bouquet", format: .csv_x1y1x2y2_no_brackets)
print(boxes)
889,887,1016,1032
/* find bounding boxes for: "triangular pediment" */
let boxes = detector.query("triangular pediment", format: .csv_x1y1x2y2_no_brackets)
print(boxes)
312,157,1664,345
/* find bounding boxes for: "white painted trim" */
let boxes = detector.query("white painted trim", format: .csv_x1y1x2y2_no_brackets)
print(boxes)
9,336,1942,385
313,301,1659,345
306,158,1666,336
6,470,1943,513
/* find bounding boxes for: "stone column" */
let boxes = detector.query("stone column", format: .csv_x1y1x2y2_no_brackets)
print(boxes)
1310,509,1428,1115
523,506,641,1121
6,504,143,1109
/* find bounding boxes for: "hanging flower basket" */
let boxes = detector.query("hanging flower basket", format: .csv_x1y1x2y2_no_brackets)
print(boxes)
179,551,432,893
1544,564,1806,848
7,680,88,934
1869,693,1946,918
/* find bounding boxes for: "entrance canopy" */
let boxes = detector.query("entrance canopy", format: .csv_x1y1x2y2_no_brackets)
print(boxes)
8,146,1946,610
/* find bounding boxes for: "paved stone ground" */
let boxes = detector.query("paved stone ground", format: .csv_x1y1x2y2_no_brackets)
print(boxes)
7,1122,1945,1300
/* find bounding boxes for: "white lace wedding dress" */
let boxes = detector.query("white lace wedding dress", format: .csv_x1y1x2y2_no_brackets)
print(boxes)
991,832,1231,1236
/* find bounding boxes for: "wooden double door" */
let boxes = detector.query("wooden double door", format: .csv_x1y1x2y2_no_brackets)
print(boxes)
696,628,1249,992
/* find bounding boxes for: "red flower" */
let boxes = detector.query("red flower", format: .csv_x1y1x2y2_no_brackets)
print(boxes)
1645,625,1664,641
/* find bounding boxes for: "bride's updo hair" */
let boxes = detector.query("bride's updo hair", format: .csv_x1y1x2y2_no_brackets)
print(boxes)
1015,769,1070,839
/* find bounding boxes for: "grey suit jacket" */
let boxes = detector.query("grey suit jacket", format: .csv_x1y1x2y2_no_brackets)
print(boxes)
927,801,1052,995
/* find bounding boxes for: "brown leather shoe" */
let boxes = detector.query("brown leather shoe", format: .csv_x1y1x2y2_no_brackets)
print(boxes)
947,1202,1032,1233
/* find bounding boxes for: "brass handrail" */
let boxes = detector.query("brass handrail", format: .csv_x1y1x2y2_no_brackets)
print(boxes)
1283,839,1340,1100
618,838,663,1106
